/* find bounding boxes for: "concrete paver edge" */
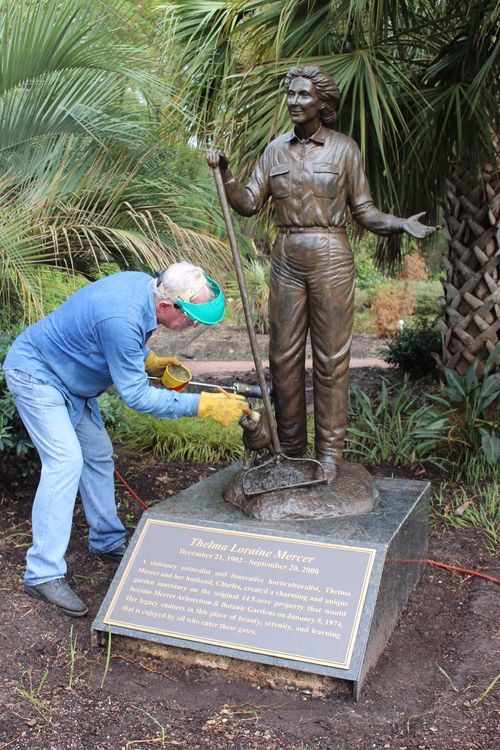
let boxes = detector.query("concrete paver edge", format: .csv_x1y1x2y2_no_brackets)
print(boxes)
187,358,389,376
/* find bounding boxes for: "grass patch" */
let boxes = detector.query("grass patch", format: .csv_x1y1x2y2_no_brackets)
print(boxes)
116,409,244,464
431,482,499,553
68,625,77,689
17,669,51,713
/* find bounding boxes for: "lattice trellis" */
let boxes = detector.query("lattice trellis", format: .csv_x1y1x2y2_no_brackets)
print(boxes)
438,162,500,376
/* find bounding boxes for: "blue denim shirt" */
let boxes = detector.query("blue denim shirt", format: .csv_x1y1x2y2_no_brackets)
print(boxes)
3,272,200,428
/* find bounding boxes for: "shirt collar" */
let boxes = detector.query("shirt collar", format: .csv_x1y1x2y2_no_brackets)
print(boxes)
286,123,328,145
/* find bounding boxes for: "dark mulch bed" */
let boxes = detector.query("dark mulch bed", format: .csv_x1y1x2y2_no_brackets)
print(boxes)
0,439,498,750
0,325,497,749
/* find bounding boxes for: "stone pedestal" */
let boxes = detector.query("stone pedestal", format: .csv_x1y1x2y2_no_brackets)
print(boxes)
92,464,429,698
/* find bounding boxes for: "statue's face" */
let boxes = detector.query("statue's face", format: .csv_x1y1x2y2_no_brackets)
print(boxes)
287,77,321,126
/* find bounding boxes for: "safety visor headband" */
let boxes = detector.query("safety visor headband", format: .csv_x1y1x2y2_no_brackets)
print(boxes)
155,271,225,325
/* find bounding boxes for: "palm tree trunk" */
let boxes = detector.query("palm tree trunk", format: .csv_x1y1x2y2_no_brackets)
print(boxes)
438,162,500,376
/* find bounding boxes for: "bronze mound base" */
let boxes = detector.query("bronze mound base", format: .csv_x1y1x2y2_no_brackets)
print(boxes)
223,461,375,520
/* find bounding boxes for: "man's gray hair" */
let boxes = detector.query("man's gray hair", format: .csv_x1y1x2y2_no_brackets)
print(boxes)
153,261,214,302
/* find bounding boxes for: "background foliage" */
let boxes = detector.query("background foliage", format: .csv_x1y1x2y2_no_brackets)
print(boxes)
164,0,498,209
0,0,232,323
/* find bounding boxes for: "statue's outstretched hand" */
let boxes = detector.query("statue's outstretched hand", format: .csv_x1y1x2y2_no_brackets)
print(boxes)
206,149,229,173
401,212,440,239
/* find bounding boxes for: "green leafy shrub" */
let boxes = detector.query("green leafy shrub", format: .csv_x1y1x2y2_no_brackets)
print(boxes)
384,322,441,378
36,263,121,317
418,345,500,481
97,391,130,434
343,376,445,468
0,329,38,476
352,234,385,290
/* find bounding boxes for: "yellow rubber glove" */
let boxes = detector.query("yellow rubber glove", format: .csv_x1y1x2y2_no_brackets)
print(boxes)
197,391,250,426
145,351,181,378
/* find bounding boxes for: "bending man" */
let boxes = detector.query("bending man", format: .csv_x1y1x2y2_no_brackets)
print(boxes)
3,262,248,616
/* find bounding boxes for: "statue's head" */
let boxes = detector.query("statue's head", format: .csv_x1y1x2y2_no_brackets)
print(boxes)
284,66,340,127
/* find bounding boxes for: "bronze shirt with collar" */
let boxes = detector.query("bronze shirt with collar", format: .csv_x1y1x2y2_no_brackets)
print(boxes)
224,124,401,235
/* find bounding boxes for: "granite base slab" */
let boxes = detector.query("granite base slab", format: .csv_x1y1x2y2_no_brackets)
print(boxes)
92,464,429,698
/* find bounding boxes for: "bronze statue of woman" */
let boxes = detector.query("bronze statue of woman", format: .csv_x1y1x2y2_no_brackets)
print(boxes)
208,65,438,482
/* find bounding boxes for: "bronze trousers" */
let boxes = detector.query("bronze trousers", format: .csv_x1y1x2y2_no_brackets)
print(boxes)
268,230,355,463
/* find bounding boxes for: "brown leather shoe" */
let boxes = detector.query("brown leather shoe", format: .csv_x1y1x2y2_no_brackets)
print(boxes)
25,578,88,617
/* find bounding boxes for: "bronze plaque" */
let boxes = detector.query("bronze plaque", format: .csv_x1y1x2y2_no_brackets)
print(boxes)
104,520,376,670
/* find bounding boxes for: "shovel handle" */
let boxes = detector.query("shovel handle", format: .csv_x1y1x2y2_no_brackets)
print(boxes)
212,165,281,456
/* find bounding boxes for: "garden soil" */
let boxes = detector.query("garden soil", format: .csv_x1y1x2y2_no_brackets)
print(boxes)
0,328,498,750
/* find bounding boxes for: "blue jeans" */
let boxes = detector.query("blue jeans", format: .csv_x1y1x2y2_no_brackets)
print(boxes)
4,369,126,585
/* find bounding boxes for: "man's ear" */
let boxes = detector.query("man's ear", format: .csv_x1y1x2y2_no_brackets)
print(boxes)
158,299,173,311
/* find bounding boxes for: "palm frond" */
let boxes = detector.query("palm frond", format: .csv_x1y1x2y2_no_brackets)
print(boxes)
0,0,235,319
164,0,499,222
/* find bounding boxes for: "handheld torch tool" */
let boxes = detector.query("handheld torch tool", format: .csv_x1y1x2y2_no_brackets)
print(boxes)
189,381,266,399
148,372,267,400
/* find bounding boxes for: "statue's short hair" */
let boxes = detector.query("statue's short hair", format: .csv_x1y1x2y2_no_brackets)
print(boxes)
284,65,340,127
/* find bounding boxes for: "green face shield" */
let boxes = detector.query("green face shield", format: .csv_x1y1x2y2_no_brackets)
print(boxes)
155,271,225,325
176,276,225,325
